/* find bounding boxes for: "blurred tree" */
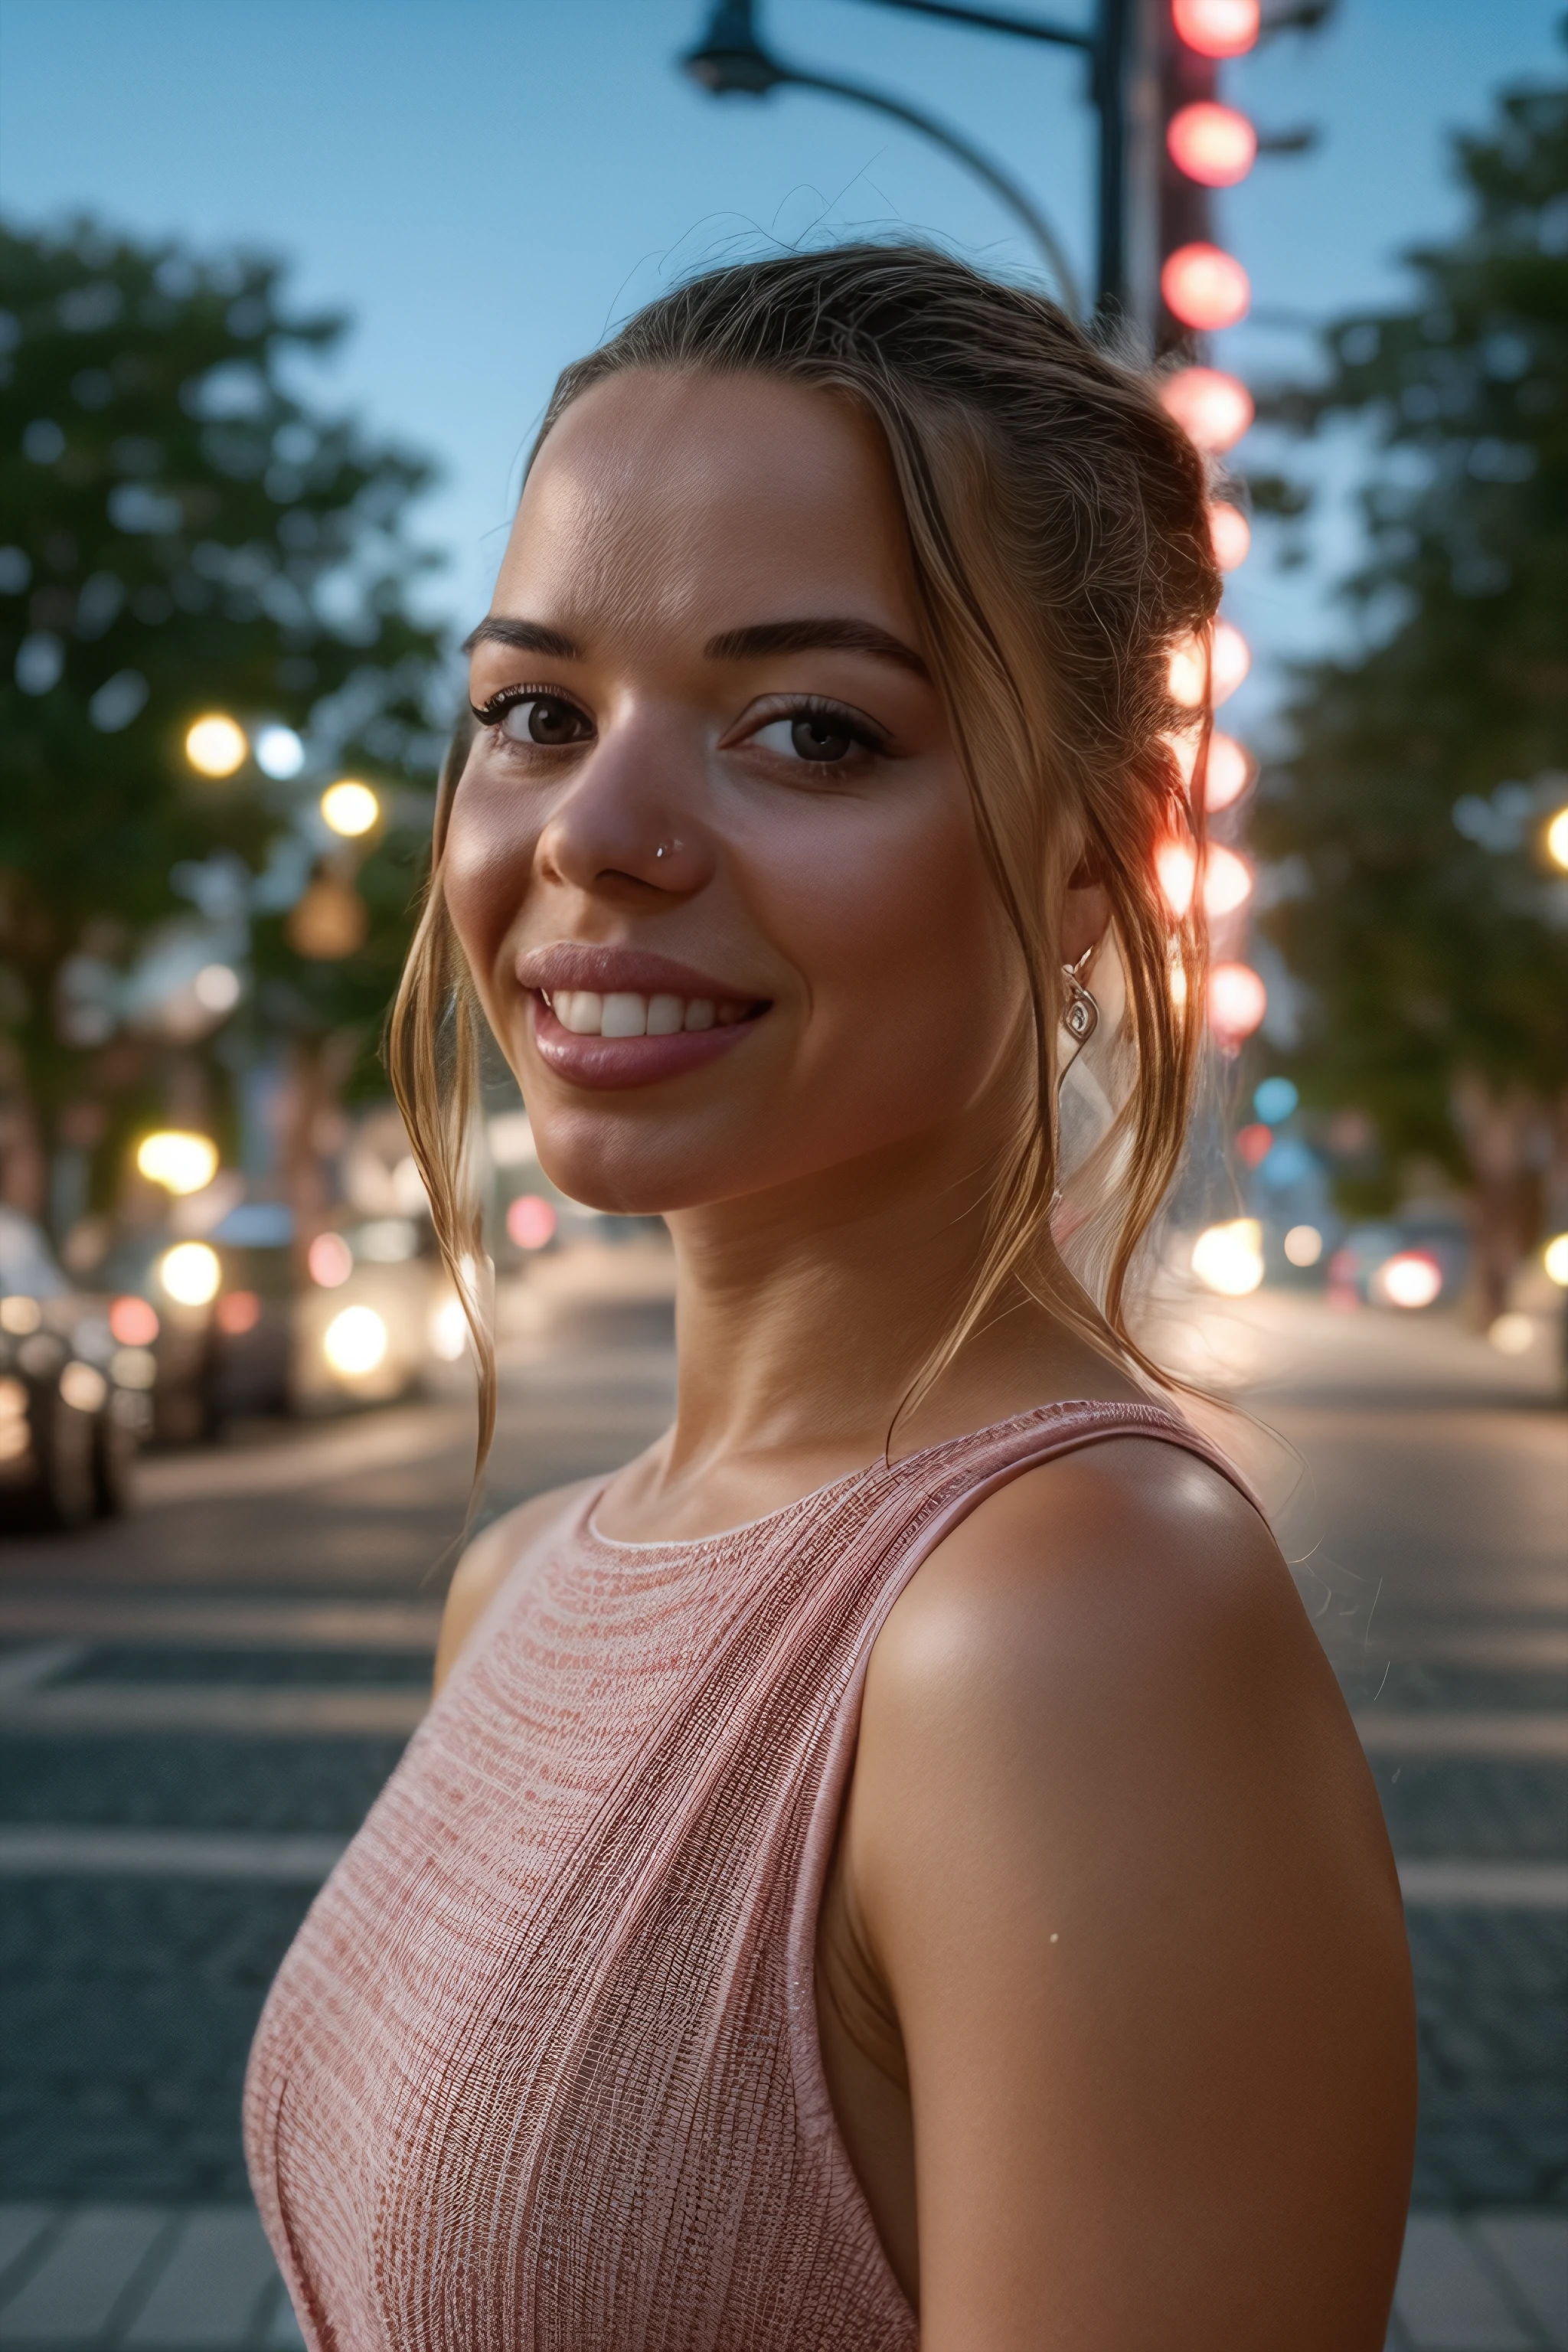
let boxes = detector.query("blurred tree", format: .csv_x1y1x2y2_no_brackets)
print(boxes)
0,217,446,1251
1253,64,1568,1319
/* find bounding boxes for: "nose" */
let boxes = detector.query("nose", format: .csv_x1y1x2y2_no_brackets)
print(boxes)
536,712,716,903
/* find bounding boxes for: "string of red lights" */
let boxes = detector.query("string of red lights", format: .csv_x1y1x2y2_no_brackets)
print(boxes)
1155,0,1267,1051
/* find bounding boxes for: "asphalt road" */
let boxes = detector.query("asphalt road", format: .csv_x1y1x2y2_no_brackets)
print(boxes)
0,1263,1563,2229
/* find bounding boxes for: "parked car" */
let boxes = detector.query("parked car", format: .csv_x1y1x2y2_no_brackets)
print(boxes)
97,1204,294,1446
0,1208,149,1529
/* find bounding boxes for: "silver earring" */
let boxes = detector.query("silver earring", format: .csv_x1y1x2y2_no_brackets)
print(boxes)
1060,945,1099,1046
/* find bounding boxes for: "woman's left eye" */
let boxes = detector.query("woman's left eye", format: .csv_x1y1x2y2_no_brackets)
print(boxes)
750,710,875,765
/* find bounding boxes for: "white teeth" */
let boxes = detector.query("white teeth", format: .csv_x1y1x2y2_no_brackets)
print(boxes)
560,991,603,1034
546,989,740,1037
600,991,646,1038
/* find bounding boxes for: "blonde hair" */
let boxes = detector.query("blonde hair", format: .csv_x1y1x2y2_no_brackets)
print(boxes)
390,244,1220,1475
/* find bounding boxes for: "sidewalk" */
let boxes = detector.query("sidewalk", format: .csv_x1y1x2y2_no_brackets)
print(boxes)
0,2200,1562,2350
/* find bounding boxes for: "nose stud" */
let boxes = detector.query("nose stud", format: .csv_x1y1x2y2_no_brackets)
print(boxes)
654,839,682,861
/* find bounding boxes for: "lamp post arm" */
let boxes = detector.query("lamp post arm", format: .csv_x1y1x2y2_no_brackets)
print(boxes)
778,63,1083,315
837,0,1091,49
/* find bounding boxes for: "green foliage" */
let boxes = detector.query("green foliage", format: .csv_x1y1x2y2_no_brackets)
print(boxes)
1252,69,1568,1214
0,215,446,1182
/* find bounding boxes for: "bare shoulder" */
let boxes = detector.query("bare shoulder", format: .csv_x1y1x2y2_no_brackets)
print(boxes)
851,1428,1402,1941
871,1432,1306,1730
433,1478,597,1692
846,1432,1415,2347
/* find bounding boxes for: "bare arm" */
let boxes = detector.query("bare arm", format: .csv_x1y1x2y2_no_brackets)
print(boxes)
433,1479,597,1694
841,1439,1416,2350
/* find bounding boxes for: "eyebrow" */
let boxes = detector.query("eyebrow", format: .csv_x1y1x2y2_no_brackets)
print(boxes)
462,616,581,659
462,611,930,680
704,617,929,679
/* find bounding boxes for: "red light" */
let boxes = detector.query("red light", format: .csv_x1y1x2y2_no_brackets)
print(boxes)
1158,841,1197,918
1209,501,1251,571
1204,731,1253,812
1159,367,1254,453
109,1295,158,1346
1204,842,1253,916
307,1231,353,1289
1173,0,1260,57
1211,619,1250,704
1162,242,1250,331
507,1194,557,1251
1236,1122,1273,1168
1207,962,1267,1044
216,1289,262,1335
1168,101,1257,188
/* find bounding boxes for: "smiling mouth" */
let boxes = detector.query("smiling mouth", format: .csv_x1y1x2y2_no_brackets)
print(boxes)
541,988,762,1038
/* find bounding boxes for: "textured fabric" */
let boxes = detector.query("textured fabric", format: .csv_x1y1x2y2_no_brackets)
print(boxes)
246,1399,1256,2351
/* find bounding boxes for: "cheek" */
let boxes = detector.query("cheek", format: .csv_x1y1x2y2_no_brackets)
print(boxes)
750,779,1016,1098
441,775,538,982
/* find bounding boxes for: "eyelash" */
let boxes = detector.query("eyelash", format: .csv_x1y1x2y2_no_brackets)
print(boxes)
467,686,891,760
746,693,890,758
469,682,585,730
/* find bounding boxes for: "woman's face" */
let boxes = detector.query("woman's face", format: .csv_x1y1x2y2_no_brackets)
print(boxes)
445,368,1025,1216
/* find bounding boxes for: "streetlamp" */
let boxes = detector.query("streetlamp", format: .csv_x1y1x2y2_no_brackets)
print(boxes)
681,0,1084,318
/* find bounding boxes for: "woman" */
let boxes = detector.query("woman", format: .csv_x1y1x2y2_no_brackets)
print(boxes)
247,246,1416,2349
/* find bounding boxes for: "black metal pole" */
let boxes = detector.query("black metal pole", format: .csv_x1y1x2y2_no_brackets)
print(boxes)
834,0,1138,331
684,0,1083,314
1093,0,1130,322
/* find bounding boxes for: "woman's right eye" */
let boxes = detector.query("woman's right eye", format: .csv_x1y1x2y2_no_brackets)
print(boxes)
495,695,593,747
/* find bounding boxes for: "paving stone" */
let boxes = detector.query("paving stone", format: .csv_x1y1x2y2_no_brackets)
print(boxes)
0,2210,53,2291
0,1735,408,1833
1374,1759,1568,1864
1473,2216,1568,2350
1393,2214,1537,2350
122,2207,278,2347
56,1645,434,1689
0,2206,172,2344
261,2285,306,2347
0,1883,314,2201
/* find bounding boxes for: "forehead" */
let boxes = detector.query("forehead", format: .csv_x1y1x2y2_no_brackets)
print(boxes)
490,368,918,639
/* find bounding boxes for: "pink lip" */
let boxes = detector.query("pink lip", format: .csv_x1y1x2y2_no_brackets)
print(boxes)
529,997,760,1090
514,941,771,1093
516,942,763,1003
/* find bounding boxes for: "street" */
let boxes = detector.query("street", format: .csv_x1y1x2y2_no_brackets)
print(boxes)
0,1269,1563,2350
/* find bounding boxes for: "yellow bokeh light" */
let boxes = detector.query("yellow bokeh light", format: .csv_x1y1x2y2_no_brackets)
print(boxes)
1543,1233,1568,1288
321,780,380,838
185,714,249,778
1546,805,1568,872
322,1304,389,1376
136,1131,219,1196
158,1241,221,1307
1283,1223,1323,1268
1191,1218,1264,1297
1488,1312,1535,1356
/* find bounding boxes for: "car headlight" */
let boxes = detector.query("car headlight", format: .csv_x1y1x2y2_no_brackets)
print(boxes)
59,1361,109,1414
322,1305,388,1377
158,1241,221,1306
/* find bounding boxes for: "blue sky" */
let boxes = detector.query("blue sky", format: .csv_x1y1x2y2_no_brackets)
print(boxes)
2,0,1562,740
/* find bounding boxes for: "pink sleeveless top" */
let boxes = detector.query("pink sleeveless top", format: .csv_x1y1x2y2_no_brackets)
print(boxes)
245,1400,1254,2351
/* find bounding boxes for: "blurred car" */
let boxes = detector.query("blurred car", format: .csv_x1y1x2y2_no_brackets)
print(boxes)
0,1207,149,1529
292,1215,468,1413
1328,1214,1471,1310
98,1204,293,1445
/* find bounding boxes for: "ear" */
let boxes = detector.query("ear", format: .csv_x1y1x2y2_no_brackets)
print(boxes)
1060,869,1110,970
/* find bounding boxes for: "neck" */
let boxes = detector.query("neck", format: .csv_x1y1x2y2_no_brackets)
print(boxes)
668,1129,991,1459
641,1103,1124,1537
